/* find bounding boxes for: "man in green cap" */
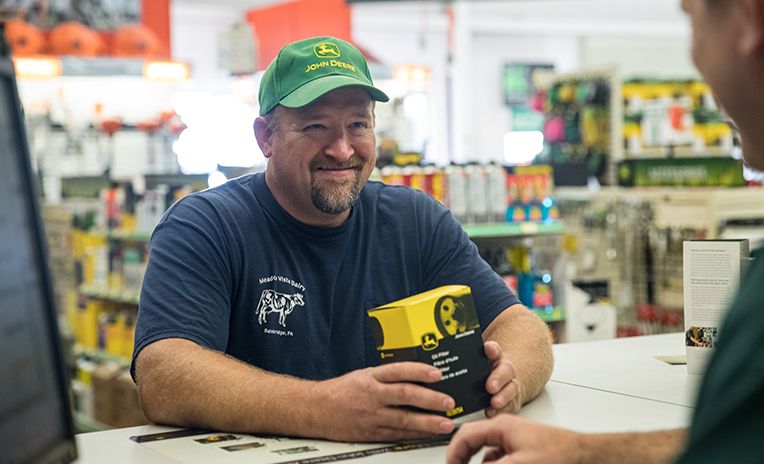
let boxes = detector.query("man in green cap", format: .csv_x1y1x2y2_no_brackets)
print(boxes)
447,0,764,462
132,36,553,442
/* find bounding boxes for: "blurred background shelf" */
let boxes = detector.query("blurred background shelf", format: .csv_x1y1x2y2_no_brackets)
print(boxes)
531,306,565,323
463,221,565,239
79,285,140,305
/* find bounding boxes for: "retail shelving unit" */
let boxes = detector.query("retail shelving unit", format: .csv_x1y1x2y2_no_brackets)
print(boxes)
79,284,141,305
463,220,568,337
555,185,764,338
463,221,565,239
556,186,764,237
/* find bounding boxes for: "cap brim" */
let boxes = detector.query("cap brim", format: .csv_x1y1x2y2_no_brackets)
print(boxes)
279,74,389,109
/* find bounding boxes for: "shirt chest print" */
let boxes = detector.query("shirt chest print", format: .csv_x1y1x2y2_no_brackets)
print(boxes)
255,289,305,327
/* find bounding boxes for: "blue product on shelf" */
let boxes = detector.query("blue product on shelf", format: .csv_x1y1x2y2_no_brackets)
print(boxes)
532,270,555,313
541,197,555,222
518,272,535,308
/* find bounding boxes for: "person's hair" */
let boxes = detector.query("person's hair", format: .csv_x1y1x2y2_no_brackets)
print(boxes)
264,106,281,132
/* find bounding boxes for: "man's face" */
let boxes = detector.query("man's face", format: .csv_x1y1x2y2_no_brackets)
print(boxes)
263,87,376,223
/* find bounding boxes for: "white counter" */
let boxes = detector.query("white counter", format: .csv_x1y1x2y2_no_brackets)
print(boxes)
75,333,695,463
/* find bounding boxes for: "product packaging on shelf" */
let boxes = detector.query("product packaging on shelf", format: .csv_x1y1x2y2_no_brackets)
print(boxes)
367,285,490,418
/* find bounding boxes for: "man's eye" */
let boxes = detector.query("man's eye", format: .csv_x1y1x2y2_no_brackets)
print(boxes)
303,124,325,131
350,122,369,129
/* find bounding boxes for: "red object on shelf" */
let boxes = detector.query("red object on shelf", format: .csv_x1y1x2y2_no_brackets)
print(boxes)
636,303,658,323
112,24,161,57
616,326,642,338
49,21,104,57
246,0,352,70
659,309,683,328
99,119,123,137
4,19,47,55
137,120,162,133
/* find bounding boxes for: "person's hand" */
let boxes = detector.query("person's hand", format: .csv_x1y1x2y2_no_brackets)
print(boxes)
446,414,583,464
483,341,522,417
316,362,456,442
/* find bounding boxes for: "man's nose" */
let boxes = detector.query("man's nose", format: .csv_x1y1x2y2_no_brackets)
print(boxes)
325,128,354,160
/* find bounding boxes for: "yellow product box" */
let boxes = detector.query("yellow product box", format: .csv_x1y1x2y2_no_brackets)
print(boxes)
367,285,490,418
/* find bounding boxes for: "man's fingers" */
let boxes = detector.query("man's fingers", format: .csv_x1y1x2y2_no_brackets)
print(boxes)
484,341,501,362
372,362,442,384
446,417,517,464
482,446,505,461
376,407,454,436
486,359,516,395
489,379,519,411
384,382,455,412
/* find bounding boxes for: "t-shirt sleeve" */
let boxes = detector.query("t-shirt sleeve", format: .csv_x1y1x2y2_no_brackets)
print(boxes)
131,195,235,381
419,196,520,330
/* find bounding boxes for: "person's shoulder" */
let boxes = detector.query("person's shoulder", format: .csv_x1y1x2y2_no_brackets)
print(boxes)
164,173,260,221
363,179,443,207
361,180,449,225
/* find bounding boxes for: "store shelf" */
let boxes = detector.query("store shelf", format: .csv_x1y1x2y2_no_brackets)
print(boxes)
90,229,152,242
75,345,131,368
79,285,140,305
625,146,733,159
556,186,764,237
531,306,565,323
463,221,565,239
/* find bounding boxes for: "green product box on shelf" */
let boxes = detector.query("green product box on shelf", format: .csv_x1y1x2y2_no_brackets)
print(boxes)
617,157,745,187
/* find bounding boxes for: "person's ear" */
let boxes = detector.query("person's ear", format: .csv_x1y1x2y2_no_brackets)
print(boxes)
254,117,274,158
737,0,764,56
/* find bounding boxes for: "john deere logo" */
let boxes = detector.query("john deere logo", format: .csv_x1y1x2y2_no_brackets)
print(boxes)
314,43,341,58
421,332,439,351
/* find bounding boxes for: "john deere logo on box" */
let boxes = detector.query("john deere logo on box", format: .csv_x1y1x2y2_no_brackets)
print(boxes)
368,285,490,418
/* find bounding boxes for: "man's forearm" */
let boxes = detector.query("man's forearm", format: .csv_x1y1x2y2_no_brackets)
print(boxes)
135,338,324,437
579,429,686,464
483,304,554,403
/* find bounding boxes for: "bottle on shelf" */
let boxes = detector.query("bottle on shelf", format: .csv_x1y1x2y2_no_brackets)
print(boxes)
493,247,518,294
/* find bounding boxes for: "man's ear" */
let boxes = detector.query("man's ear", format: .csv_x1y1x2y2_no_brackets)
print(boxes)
254,117,274,158
737,0,764,56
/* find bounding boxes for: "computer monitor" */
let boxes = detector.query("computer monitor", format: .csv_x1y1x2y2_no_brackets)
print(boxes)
0,30,77,463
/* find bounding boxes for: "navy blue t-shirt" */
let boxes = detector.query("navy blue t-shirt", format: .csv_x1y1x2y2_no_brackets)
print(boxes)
132,172,519,381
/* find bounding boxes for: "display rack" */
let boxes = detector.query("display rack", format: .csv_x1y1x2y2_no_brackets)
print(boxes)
465,220,568,339
79,284,141,305
555,185,764,339
463,221,565,239
556,186,764,237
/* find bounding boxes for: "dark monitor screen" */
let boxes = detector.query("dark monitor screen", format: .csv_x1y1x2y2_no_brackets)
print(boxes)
0,33,77,464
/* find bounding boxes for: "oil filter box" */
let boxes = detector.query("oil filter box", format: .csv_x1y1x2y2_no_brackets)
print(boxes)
367,285,490,418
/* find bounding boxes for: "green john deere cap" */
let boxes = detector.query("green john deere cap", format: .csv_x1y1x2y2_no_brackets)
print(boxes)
258,36,389,116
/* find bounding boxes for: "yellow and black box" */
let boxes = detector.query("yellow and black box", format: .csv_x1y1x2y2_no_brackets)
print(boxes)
367,285,490,418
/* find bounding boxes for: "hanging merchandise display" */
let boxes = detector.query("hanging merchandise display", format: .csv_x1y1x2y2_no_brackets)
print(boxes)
617,78,745,187
621,79,733,157
539,72,613,186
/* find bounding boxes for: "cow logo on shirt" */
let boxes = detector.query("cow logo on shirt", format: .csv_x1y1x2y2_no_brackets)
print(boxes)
256,289,305,327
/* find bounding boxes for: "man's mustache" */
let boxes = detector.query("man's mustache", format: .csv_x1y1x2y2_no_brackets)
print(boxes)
311,156,365,171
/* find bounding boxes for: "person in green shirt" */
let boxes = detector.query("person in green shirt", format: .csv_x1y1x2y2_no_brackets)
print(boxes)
447,0,764,462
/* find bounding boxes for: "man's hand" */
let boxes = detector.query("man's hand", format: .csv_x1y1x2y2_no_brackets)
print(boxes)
446,415,583,464
484,341,522,416
316,362,457,442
